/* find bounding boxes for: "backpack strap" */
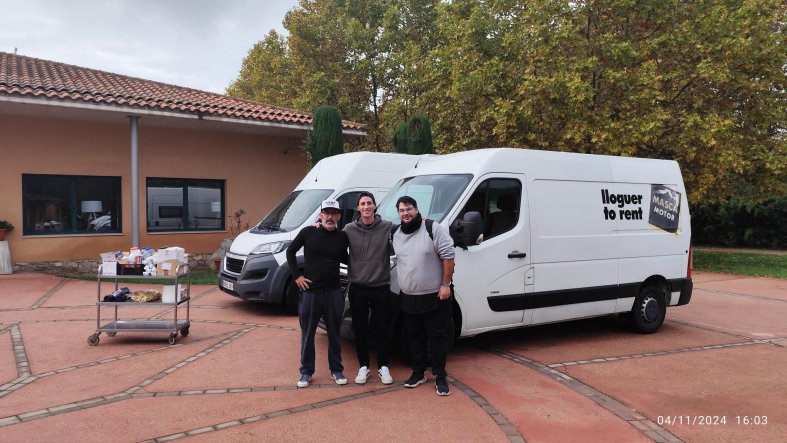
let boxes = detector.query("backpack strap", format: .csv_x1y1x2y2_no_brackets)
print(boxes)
391,220,433,241
390,224,400,242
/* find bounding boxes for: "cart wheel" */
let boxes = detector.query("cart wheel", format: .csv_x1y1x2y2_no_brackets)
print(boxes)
107,331,117,337
87,334,100,346
180,326,189,337
168,332,177,345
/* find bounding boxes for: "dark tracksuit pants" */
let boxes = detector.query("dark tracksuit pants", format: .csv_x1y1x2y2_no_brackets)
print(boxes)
349,283,390,369
403,295,451,377
299,287,345,376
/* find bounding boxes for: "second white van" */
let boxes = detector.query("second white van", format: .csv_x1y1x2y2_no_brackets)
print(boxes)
218,152,424,311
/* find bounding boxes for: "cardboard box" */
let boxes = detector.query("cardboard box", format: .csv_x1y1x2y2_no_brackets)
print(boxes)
99,252,118,276
154,247,186,263
156,259,188,276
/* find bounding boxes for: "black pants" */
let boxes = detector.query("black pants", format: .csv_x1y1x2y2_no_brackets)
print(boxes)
299,287,344,376
403,294,451,377
349,283,391,369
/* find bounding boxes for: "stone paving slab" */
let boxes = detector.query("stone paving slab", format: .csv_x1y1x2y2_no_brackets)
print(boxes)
37,278,98,308
145,326,304,392
565,344,786,443
185,305,301,329
450,347,648,442
187,386,509,443
691,275,787,301
0,307,95,324
668,289,786,339
0,335,229,416
19,320,243,374
478,316,746,366
0,333,15,386
0,390,371,442
0,273,63,310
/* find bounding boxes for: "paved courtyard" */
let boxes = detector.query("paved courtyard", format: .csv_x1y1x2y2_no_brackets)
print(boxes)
0,271,784,442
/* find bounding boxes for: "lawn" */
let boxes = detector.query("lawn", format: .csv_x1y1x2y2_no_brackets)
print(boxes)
692,248,787,279
70,270,219,286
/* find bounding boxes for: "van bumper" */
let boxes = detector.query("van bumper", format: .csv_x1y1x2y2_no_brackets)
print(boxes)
670,278,693,306
218,253,300,304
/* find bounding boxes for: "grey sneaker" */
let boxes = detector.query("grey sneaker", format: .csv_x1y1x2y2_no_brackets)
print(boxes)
378,366,393,384
435,376,451,396
331,371,348,385
403,372,426,388
296,374,312,388
355,366,371,384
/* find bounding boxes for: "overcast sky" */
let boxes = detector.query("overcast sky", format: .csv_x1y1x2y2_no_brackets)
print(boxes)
0,0,300,94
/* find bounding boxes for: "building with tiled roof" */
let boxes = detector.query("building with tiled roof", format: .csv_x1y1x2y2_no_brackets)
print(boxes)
0,52,366,273
0,52,365,133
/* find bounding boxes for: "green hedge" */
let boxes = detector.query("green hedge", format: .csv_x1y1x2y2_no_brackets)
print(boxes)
691,198,787,248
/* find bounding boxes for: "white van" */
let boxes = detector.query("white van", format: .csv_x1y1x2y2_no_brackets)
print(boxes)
374,148,693,339
218,152,423,311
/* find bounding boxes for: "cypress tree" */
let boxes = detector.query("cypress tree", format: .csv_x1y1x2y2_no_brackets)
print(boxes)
392,121,409,153
305,105,344,165
406,114,433,154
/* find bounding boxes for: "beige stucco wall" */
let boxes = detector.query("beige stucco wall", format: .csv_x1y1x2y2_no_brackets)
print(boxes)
0,113,307,264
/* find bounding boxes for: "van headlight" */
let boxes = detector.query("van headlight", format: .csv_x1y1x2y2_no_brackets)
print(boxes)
250,241,291,255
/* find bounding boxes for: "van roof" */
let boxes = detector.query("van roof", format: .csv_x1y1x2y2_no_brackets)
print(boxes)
400,148,682,184
296,152,424,191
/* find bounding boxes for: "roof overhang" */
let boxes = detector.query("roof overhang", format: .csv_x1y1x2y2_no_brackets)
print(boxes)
0,95,367,138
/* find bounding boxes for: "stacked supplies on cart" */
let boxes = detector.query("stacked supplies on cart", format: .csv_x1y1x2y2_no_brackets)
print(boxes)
100,247,187,277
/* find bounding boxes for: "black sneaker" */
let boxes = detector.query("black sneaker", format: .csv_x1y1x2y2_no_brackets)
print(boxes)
403,372,426,388
435,376,450,396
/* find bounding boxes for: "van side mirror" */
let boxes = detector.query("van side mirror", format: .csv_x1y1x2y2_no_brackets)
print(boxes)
450,211,483,250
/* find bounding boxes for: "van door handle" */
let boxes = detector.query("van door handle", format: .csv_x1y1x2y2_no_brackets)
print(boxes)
507,252,527,258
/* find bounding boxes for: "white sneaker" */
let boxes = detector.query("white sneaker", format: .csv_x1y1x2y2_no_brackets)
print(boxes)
355,366,371,384
378,366,393,385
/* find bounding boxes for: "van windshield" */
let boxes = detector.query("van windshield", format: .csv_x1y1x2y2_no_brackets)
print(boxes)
377,174,472,224
255,189,333,232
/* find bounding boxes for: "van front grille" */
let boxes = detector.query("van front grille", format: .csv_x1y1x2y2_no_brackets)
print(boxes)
226,257,244,274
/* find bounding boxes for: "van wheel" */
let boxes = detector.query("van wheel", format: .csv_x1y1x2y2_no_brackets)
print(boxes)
631,283,667,334
283,279,300,314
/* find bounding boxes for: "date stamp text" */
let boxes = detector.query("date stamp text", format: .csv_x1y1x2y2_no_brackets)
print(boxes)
657,415,768,426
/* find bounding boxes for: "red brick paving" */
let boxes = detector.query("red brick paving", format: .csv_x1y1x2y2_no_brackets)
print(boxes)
0,270,784,442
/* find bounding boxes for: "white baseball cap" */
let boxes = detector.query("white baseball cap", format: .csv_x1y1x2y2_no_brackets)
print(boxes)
320,199,340,211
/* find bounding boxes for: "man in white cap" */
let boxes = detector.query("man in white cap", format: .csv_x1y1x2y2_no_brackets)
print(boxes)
287,199,349,388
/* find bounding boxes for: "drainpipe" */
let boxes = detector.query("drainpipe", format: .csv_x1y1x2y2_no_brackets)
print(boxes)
129,116,140,247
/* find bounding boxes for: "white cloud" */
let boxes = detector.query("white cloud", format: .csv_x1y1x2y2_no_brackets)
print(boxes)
0,0,299,93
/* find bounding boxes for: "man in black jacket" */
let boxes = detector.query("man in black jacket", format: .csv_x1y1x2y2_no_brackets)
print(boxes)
287,199,349,388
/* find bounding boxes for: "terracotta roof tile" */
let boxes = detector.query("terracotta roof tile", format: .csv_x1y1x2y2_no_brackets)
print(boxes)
0,52,365,132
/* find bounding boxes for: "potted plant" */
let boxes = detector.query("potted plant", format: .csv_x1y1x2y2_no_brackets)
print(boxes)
0,220,13,241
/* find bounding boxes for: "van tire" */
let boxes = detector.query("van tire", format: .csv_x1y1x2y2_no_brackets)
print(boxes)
283,279,300,314
631,283,667,334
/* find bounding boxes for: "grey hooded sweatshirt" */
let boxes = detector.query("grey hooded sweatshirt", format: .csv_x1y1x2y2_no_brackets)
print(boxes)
343,214,393,287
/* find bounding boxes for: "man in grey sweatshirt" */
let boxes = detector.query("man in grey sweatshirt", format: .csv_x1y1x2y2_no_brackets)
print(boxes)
391,195,455,396
343,191,395,385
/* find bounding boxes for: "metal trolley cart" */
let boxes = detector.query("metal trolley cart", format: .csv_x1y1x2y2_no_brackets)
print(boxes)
87,264,191,346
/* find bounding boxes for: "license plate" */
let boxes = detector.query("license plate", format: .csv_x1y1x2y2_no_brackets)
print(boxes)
221,280,234,291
